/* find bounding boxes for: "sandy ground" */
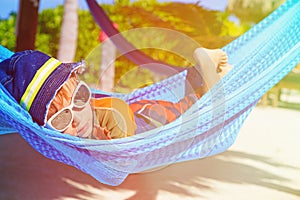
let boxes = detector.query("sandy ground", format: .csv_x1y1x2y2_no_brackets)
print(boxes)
0,106,300,200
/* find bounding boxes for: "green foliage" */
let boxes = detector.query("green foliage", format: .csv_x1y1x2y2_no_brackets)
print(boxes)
0,13,17,51
114,0,131,6
0,1,243,91
36,6,64,56
76,9,100,61
227,0,285,24
1,1,267,91
0,1,290,95
216,12,251,37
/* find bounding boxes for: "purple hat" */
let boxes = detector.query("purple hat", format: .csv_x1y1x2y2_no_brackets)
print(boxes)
0,50,83,126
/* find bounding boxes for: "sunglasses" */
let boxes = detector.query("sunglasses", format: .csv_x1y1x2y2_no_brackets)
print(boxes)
46,81,91,132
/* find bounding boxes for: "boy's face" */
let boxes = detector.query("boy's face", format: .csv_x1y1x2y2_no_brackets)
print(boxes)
62,81,94,138
47,78,94,138
63,101,94,138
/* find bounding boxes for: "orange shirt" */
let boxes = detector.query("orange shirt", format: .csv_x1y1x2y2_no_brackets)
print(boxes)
90,97,137,139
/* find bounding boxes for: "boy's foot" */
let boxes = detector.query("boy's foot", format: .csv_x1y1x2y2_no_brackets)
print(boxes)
200,48,228,70
193,48,233,88
202,48,233,78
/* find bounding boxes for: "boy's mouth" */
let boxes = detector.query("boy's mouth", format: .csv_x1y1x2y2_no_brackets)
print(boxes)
77,122,90,137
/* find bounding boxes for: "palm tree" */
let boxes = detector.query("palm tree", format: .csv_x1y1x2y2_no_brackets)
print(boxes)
100,39,116,92
99,23,118,92
57,0,78,62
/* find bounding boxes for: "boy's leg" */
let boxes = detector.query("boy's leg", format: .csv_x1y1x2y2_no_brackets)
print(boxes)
130,93,201,128
131,48,233,132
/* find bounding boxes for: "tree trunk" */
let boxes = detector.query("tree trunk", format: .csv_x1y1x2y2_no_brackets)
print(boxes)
15,0,40,51
57,0,78,62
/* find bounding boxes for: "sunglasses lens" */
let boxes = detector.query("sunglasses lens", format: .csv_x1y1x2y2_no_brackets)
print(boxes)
74,84,90,107
51,109,72,131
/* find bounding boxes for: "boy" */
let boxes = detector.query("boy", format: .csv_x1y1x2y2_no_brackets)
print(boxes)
0,48,232,139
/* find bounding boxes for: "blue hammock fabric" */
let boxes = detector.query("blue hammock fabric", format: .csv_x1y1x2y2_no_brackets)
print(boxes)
0,0,299,186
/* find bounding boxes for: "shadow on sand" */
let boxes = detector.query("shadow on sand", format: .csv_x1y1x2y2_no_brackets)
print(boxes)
0,133,299,200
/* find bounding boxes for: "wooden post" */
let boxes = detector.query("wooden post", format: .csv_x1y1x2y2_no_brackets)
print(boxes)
15,0,40,51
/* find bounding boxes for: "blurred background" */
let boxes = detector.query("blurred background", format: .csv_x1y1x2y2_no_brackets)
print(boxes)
1,0,299,107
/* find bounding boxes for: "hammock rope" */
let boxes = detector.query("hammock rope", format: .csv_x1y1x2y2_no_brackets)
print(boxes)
0,0,299,186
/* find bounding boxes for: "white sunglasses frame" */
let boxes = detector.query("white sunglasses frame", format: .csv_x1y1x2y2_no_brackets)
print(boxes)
46,81,91,132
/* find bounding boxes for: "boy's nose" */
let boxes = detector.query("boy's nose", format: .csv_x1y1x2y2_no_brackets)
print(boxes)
72,111,81,126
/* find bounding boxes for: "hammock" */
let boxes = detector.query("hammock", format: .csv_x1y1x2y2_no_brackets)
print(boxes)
0,0,299,186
